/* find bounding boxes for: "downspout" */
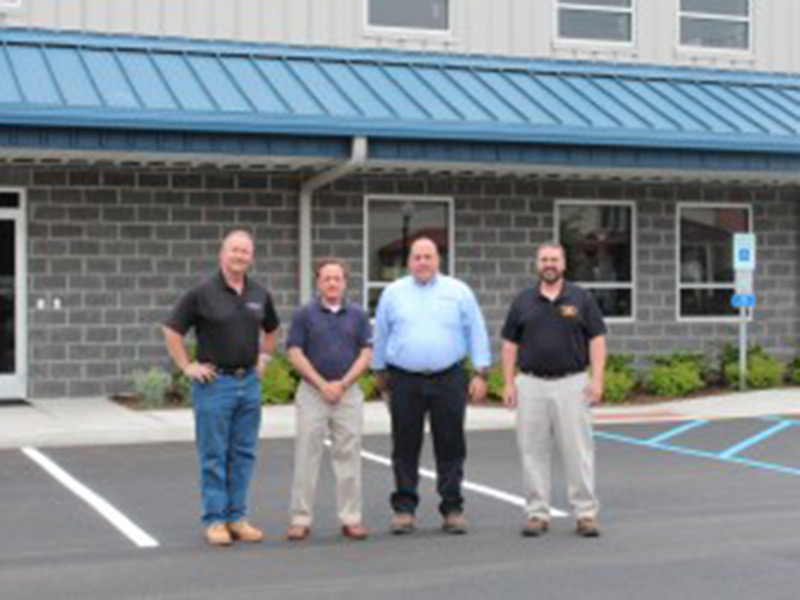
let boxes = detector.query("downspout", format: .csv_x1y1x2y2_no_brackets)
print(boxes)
298,136,368,304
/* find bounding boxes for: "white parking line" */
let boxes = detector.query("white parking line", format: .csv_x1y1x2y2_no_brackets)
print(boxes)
359,447,568,518
21,447,159,549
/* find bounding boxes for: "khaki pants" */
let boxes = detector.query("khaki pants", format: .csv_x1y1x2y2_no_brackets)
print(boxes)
515,372,599,521
289,380,364,527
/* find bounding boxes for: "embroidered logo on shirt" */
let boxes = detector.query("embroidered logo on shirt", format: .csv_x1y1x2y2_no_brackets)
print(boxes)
559,305,578,318
246,302,262,312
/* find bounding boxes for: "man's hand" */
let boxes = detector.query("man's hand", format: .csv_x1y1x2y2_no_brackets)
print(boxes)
502,382,518,409
374,371,389,395
184,362,216,384
256,353,272,378
585,378,603,405
468,375,487,404
320,381,345,404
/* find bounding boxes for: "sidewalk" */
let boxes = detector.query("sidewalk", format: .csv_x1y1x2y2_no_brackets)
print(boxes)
0,389,799,449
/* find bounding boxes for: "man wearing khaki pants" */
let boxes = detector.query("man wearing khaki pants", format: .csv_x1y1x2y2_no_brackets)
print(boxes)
285,258,372,541
501,243,607,538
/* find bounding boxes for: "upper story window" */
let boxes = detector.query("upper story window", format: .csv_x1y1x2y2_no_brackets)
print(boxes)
679,0,751,51
557,0,634,44
367,0,449,31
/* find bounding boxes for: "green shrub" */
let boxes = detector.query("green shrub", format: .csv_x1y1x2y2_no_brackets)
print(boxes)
606,354,635,378
603,369,636,404
167,370,192,406
358,371,379,400
723,352,784,389
132,367,172,409
486,366,505,404
788,356,800,386
261,354,300,405
651,350,711,383
644,362,704,397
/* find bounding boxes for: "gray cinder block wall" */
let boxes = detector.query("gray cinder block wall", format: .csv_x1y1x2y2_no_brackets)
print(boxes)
3,164,798,398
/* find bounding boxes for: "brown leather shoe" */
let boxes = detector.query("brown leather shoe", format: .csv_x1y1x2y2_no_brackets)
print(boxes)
390,513,415,535
576,517,601,538
521,517,549,537
205,522,233,547
442,512,468,535
341,523,370,541
227,519,264,543
286,524,311,541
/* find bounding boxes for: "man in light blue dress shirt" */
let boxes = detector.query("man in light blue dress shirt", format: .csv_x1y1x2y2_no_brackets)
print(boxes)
373,237,491,535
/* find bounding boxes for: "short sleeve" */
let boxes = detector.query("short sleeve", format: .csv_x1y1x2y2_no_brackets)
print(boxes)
356,310,372,348
581,291,607,339
261,291,280,334
163,287,198,335
501,295,523,343
285,307,306,350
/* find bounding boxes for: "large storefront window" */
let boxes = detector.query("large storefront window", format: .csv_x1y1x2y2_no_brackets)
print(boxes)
678,204,751,318
557,201,635,319
365,196,453,315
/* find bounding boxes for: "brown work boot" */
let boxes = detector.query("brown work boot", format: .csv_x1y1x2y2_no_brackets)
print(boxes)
286,524,311,541
341,523,370,541
442,512,468,535
521,517,550,538
390,513,416,535
205,522,233,547
576,517,601,538
227,519,264,543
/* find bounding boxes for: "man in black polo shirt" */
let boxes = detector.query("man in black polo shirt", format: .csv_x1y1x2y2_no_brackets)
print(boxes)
285,258,372,542
501,242,607,538
163,229,279,547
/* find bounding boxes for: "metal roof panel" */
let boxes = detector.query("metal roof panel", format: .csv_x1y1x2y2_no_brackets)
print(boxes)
1,29,800,156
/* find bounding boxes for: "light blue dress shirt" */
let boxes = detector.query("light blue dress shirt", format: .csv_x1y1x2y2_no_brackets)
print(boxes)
372,274,492,373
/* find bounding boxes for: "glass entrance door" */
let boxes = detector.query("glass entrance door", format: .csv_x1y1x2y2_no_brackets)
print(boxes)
0,192,26,400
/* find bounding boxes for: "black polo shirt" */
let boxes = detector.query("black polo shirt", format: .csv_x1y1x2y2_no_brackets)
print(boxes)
501,282,606,377
164,271,280,368
286,300,371,381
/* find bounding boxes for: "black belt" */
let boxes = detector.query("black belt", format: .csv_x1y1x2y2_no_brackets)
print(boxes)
521,370,583,380
388,363,460,378
215,366,254,378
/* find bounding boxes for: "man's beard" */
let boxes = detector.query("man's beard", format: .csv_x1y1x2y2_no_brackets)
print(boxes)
539,268,562,284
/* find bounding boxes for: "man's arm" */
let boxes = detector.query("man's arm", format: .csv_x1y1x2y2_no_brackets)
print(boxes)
339,347,372,390
586,335,606,405
162,326,215,383
501,340,519,409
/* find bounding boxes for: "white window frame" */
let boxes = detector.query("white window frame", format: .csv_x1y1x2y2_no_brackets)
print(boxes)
677,0,753,54
364,0,454,39
555,0,636,47
555,199,637,323
676,202,753,323
0,188,28,400
363,195,456,313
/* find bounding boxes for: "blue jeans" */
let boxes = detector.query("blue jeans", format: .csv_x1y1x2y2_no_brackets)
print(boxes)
192,372,262,525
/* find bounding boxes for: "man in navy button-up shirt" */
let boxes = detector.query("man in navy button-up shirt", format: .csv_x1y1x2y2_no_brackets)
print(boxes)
372,237,491,535
285,258,372,541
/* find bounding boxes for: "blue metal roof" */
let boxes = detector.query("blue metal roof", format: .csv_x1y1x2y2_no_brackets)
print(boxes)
1,28,800,157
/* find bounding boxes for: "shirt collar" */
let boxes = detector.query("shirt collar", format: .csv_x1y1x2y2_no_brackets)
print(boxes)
536,280,572,302
215,270,249,294
316,297,348,314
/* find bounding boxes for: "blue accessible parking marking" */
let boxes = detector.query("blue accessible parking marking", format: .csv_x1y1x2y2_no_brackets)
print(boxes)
596,417,800,477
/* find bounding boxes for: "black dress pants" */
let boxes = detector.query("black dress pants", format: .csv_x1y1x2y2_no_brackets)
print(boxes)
387,364,468,516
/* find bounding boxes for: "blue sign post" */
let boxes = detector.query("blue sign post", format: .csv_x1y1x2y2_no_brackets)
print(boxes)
733,234,757,391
